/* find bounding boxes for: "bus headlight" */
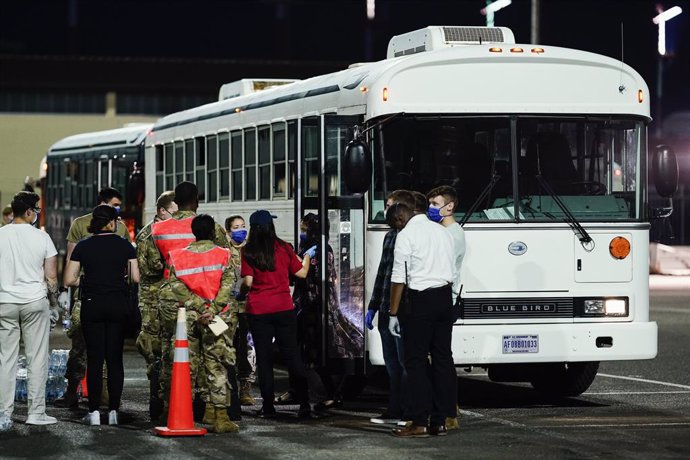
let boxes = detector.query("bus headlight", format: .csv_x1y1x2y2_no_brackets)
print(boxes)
577,297,628,317
584,299,604,314
604,299,627,316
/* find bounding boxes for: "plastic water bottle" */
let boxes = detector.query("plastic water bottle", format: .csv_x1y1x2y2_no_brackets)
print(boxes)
15,369,27,402
62,315,72,332
0,412,12,432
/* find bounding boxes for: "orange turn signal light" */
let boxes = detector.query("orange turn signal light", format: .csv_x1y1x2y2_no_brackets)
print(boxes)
489,47,503,53
609,236,631,260
383,87,389,101
531,47,545,54
510,47,524,53
638,89,644,103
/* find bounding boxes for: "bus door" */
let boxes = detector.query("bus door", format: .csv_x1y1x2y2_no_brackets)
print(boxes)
296,115,366,375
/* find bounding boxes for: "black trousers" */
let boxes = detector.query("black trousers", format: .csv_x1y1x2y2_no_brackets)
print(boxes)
80,292,127,412
400,284,457,426
248,309,309,409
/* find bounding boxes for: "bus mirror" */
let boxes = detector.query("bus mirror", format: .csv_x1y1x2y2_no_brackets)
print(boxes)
653,145,678,198
343,138,372,193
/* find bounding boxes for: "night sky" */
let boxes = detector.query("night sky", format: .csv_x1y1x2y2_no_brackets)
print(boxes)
1,0,689,123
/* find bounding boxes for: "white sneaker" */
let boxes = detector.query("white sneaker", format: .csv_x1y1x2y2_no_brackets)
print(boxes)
83,410,100,426
25,413,57,425
108,410,118,425
397,420,412,427
0,412,13,431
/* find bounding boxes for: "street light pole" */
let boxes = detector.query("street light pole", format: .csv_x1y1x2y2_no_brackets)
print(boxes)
652,5,683,138
481,0,512,28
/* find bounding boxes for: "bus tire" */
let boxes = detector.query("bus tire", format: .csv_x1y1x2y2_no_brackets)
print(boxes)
529,361,599,398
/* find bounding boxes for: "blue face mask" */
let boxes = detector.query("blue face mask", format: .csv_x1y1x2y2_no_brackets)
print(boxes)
299,232,307,243
427,205,444,223
113,205,121,215
231,229,248,244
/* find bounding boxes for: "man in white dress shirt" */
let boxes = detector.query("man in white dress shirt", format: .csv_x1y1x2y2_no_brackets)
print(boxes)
387,202,456,438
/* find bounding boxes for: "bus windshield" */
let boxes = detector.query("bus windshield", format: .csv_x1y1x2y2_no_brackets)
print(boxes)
370,116,645,223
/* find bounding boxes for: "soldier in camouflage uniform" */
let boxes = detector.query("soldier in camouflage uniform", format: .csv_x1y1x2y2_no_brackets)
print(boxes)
225,215,256,406
148,182,229,416
135,191,176,419
168,214,239,433
55,187,131,408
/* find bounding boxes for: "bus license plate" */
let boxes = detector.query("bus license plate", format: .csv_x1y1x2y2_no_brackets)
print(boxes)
502,335,539,354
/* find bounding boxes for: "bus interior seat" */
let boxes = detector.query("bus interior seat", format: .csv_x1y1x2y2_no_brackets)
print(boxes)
523,132,577,195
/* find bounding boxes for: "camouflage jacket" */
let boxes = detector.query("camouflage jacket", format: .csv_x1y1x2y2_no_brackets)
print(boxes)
168,240,238,321
152,210,230,302
136,218,164,285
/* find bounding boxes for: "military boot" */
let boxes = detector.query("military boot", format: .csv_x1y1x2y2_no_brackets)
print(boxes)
239,380,255,406
54,379,80,408
213,407,239,433
202,403,216,425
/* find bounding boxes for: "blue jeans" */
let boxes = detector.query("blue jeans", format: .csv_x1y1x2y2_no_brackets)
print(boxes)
378,312,406,419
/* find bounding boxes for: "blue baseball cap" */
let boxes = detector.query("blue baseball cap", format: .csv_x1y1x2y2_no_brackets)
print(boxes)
249,210,277,225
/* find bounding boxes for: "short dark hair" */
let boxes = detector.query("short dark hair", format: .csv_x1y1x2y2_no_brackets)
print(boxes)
97,187,123,205
412,191,428,213
427,185,458,213
156,191,175,211
386,202,414,229
225,215,244,231
387,190,416,209
87,204,118,233
3,204,14,216
11,191,40,216
174,181,198,207
192,214,215,241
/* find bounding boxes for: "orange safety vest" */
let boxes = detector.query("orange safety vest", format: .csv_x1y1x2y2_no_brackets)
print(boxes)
151,217,195,279
168,246,230,303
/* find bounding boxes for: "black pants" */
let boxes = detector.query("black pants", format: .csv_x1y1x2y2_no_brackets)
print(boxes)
400,284,456,426
248,309,309,409
80,292,126,412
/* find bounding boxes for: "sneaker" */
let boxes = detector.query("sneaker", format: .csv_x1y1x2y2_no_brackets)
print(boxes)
25,414,57,425
0,412,13,431
370,413,401,424
108,410,118,425
83,410,100,426
397,420,412,427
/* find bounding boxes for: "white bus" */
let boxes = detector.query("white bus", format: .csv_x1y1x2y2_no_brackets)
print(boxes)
44,123,152,257
144,26,678,397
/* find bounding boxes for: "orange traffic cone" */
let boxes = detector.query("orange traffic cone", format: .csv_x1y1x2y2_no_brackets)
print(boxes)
154,307,207,437
81,371,88,398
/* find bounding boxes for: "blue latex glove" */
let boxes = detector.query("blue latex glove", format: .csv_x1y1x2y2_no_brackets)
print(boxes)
388,316,401,338
305,245,317,258
365,310,376,330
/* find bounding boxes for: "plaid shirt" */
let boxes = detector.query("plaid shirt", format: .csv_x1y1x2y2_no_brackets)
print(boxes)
367,229,398,314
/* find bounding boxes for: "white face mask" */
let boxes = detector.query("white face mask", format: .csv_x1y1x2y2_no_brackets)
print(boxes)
31,210,39,225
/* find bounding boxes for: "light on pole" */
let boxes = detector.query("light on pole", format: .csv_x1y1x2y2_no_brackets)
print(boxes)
652,5,683,137
480,0,512,28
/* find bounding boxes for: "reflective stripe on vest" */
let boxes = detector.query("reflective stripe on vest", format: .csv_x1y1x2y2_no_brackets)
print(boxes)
168,246,229,303
151,217,195,279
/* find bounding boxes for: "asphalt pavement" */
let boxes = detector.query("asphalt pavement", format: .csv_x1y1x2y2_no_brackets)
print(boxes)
1,276,688,459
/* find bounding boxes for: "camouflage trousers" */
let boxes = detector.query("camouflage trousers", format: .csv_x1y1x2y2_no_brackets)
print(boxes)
64,300,87,386
135,298,162,379
159,302,237,408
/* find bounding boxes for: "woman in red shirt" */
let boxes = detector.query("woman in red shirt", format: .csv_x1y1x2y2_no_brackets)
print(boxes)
240,210,311,418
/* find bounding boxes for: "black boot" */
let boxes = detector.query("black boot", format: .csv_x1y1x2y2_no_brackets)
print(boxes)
227,365,242,421
54,379,80,409
148,363,164,420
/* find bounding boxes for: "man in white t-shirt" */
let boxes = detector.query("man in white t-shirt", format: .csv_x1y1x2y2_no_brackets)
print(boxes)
426,185,466,305
0,191,60,430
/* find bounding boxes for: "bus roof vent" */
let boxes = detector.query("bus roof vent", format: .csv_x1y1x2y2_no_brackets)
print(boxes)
386,25,515,59
218,78,299,101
